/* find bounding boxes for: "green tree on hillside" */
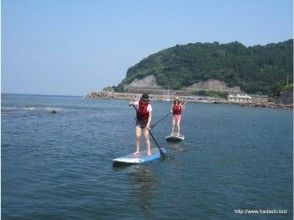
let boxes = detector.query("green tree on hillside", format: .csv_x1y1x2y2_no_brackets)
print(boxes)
116,39,293,94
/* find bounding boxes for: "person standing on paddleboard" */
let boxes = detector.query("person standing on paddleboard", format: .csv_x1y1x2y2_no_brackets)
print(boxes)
129,93,152,155
171,97,185,136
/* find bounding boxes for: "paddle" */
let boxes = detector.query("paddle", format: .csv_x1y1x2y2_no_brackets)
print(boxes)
131,104,167,159
147,128,167,159
150,112,171,129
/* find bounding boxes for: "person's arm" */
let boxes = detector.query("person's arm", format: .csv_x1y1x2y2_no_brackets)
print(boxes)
146,111,152,129
170,104,173,113
129,100,138,106
182,101,187,110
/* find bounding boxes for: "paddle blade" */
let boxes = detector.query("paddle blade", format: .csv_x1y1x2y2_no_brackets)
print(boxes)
159,148,167,159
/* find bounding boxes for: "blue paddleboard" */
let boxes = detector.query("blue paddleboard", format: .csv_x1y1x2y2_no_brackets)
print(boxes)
165,134,185,142
113,148,166,166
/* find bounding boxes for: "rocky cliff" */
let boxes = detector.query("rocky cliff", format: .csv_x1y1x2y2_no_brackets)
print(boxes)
277,88,293,105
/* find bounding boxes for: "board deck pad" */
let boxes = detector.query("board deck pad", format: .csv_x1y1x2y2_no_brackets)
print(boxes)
113,148,166,166
165,134,185,142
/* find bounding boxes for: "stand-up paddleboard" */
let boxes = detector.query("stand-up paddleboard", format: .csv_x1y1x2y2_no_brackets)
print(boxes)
165,134,185,142
113,148,166,167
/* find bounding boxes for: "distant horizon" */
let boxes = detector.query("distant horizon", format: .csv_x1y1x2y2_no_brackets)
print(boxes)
1,92,83,97
3,0,293,96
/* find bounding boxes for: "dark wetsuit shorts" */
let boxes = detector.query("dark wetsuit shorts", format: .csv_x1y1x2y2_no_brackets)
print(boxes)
136,119,147,129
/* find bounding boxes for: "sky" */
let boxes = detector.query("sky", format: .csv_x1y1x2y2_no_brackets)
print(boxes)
1,0,293,96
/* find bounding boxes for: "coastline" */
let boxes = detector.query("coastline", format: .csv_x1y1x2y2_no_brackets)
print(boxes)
85,91,293,110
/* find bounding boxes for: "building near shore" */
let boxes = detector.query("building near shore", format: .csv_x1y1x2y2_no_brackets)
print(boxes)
228,94,252,103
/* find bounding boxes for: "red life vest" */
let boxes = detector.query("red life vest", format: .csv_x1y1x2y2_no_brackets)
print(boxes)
172,104,182,115
137,100,149,123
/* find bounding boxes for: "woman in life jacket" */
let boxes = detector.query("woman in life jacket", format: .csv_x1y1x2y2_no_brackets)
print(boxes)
129,93,152,155
170,97,185,136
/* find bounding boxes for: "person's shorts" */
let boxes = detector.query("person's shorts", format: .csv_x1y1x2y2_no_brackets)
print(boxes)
136,119,147,129
173,114,181,123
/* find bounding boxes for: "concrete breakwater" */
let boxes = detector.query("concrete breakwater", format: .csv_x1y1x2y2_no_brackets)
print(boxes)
85,91,293,110
84,90,225,102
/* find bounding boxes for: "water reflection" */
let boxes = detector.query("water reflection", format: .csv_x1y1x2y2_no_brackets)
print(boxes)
128,165,156,219
168,142,183,152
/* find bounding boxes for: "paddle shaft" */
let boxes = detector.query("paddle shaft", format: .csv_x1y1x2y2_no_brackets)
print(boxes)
147,128,166,158
150,112,171,129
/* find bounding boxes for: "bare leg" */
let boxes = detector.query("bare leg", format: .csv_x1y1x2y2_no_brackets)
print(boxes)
171,118,176,135
144,128,151,155
134,126,141,155
176,121,180,136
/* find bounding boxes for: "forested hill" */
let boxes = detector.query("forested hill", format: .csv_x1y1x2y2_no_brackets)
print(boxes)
116,39,293,94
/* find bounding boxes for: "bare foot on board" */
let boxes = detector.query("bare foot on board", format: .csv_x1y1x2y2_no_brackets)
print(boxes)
133,151,139,155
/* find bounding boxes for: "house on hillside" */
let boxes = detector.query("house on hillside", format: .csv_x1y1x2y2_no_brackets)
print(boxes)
228,94,252,103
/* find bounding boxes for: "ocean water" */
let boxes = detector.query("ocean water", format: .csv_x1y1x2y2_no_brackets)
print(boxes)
1,94,293,219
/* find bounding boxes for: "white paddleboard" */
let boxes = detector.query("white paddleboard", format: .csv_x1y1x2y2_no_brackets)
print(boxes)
165,134,185,142
113,148,166,166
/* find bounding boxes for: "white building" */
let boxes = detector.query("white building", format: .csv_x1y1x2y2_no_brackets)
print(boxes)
228,94,252,103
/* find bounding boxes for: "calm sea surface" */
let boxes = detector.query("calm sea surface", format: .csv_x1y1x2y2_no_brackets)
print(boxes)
1,94,293,219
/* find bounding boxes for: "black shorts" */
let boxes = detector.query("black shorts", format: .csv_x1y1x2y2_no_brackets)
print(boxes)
136,119,147,129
